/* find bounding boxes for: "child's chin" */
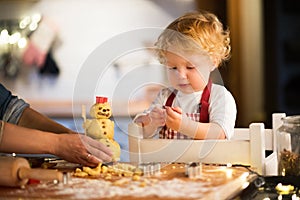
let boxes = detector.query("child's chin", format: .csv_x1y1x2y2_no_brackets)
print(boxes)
177,86,194,93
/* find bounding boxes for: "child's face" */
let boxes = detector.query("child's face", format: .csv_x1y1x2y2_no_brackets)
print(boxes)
164,51,212,94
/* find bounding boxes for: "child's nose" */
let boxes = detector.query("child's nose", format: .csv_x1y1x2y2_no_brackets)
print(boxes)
177,68,187,78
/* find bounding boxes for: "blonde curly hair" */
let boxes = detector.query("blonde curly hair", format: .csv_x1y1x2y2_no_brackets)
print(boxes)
155,11,231,67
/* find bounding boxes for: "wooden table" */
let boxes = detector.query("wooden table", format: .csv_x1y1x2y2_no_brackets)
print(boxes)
0,161,255,200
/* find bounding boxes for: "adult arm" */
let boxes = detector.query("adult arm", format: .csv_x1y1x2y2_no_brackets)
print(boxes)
17,107,74,134
0,121,113,167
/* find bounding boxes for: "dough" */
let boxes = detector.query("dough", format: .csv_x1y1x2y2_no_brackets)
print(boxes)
99,138,121,161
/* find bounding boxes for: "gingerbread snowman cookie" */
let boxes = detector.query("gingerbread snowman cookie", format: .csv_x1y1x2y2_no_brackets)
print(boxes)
83,96,121,161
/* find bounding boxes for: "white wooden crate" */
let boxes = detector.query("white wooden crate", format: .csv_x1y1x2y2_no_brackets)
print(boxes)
128,113,286,176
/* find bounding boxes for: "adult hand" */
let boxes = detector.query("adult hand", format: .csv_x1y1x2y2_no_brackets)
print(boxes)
52,134,113,167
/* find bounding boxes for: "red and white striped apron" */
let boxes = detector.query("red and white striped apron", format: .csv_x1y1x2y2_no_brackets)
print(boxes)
159,80,212,139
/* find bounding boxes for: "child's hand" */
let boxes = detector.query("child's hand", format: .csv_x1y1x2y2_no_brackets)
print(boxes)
149,106,166,127
165,106,182,131
134,115,151,126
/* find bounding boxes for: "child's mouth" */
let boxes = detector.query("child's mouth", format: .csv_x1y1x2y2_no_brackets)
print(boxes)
178,83,190,88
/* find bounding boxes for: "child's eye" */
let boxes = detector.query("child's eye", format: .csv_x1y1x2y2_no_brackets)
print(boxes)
168,66,177,70
187,66,195,70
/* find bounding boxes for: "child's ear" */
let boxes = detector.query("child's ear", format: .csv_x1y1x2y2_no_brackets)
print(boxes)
210,65,216,72
210,58,218,71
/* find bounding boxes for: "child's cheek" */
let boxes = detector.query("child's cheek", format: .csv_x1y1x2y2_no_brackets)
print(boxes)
167,71,179,86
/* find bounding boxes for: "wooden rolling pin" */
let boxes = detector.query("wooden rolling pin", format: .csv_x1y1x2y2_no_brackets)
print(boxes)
0,157,63,187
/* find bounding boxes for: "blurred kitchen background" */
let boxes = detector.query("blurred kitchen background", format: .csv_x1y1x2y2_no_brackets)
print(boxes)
0,0,299,160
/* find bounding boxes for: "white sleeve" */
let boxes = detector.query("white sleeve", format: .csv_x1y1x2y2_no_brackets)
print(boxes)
209,85,237,140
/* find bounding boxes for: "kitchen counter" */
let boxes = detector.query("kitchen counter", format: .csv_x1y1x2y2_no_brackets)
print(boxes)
1,159,299,199
0,160,256,200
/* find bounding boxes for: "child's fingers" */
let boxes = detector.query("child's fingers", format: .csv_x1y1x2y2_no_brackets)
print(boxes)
151,107,166,118
149,109,166,126
152,106,165,114
171,106,182,114
165,106,182,115
134,115,151,126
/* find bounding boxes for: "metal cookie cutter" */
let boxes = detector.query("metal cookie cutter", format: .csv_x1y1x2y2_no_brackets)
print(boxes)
186,162,202,179
139,162,161,176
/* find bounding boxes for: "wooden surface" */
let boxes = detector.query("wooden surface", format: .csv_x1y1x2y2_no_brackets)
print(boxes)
0,162,255,200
